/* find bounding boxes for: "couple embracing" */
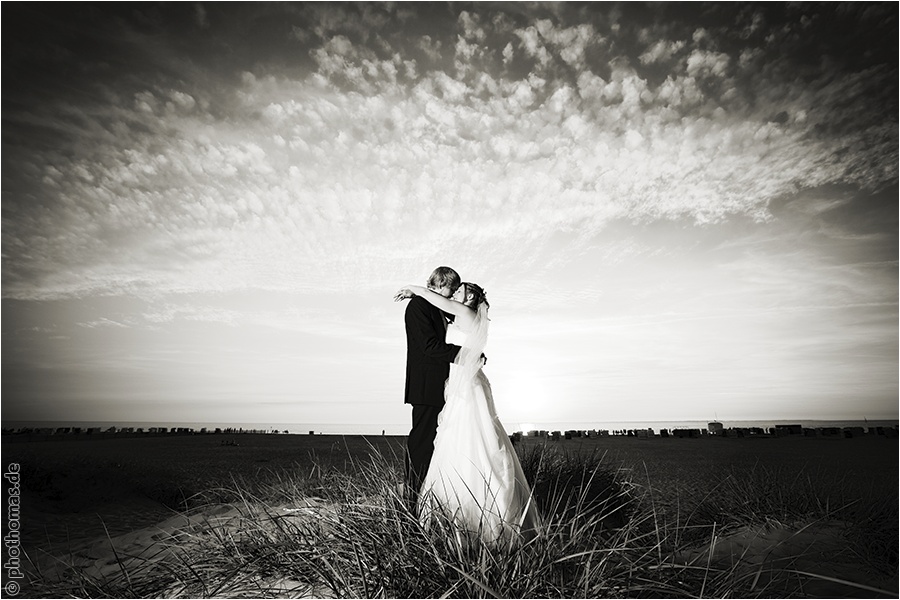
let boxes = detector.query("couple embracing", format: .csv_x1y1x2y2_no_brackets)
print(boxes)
394,266,540,546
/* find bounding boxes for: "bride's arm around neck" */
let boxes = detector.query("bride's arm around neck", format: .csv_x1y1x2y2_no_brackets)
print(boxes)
395,285,477,329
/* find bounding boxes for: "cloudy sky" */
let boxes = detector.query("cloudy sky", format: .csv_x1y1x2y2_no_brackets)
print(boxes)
3,2,897,432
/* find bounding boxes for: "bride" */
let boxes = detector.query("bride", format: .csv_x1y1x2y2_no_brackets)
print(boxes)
394,281,540,546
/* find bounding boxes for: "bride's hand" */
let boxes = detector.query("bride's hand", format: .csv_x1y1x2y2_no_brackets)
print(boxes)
393,287,414,302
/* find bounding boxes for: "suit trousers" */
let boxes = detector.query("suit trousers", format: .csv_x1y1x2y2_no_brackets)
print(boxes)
405,404,443,503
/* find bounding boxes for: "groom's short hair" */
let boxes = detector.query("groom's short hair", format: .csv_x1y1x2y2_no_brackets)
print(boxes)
428,266,461,291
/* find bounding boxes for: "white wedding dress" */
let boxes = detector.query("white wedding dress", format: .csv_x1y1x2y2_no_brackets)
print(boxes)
418,303,540,546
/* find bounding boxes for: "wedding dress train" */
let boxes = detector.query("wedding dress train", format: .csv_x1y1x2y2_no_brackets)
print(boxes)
418,303,540,546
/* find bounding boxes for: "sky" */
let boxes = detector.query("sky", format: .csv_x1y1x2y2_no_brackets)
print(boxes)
2,2,897,432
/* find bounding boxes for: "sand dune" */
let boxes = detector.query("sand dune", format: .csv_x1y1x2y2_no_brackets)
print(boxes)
29,498,339,598
680,520,897,598
30,499,896,599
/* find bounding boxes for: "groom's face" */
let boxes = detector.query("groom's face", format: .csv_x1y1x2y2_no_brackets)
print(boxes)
430,283,455,298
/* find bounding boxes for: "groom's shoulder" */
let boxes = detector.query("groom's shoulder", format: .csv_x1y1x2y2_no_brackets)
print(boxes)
406,295,433,314
408,295,428,309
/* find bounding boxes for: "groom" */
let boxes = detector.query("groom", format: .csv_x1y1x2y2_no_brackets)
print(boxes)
402,266,462,505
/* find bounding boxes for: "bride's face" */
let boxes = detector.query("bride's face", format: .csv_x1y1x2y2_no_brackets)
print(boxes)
452,284,467,303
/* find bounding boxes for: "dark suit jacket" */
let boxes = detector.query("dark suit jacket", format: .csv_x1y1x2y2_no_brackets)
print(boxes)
404,296,461,407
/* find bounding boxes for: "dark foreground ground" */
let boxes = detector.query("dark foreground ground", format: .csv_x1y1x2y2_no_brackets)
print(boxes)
3,432,897,559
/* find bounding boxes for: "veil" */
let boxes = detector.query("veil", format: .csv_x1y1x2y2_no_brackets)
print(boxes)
444,302,489,404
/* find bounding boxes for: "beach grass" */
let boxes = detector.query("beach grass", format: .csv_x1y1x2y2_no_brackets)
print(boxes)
15,436,898,599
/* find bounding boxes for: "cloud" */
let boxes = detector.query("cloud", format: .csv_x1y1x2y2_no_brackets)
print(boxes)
193,3,209,29
639,39,686,65
2,4,896,303
685,49,730,78
77,317,130,329
514,25,552,68
302,2,398,43
418,35,444,63
537,21,601,68
458,11,486,42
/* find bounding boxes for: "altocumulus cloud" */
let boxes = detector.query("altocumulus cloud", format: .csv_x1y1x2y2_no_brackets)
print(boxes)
2,3,896,301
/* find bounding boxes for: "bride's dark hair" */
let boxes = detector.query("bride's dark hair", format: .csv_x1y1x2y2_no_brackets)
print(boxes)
462,282,489,309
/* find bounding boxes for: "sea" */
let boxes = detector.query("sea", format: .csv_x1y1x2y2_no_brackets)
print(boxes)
4,418,898,436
